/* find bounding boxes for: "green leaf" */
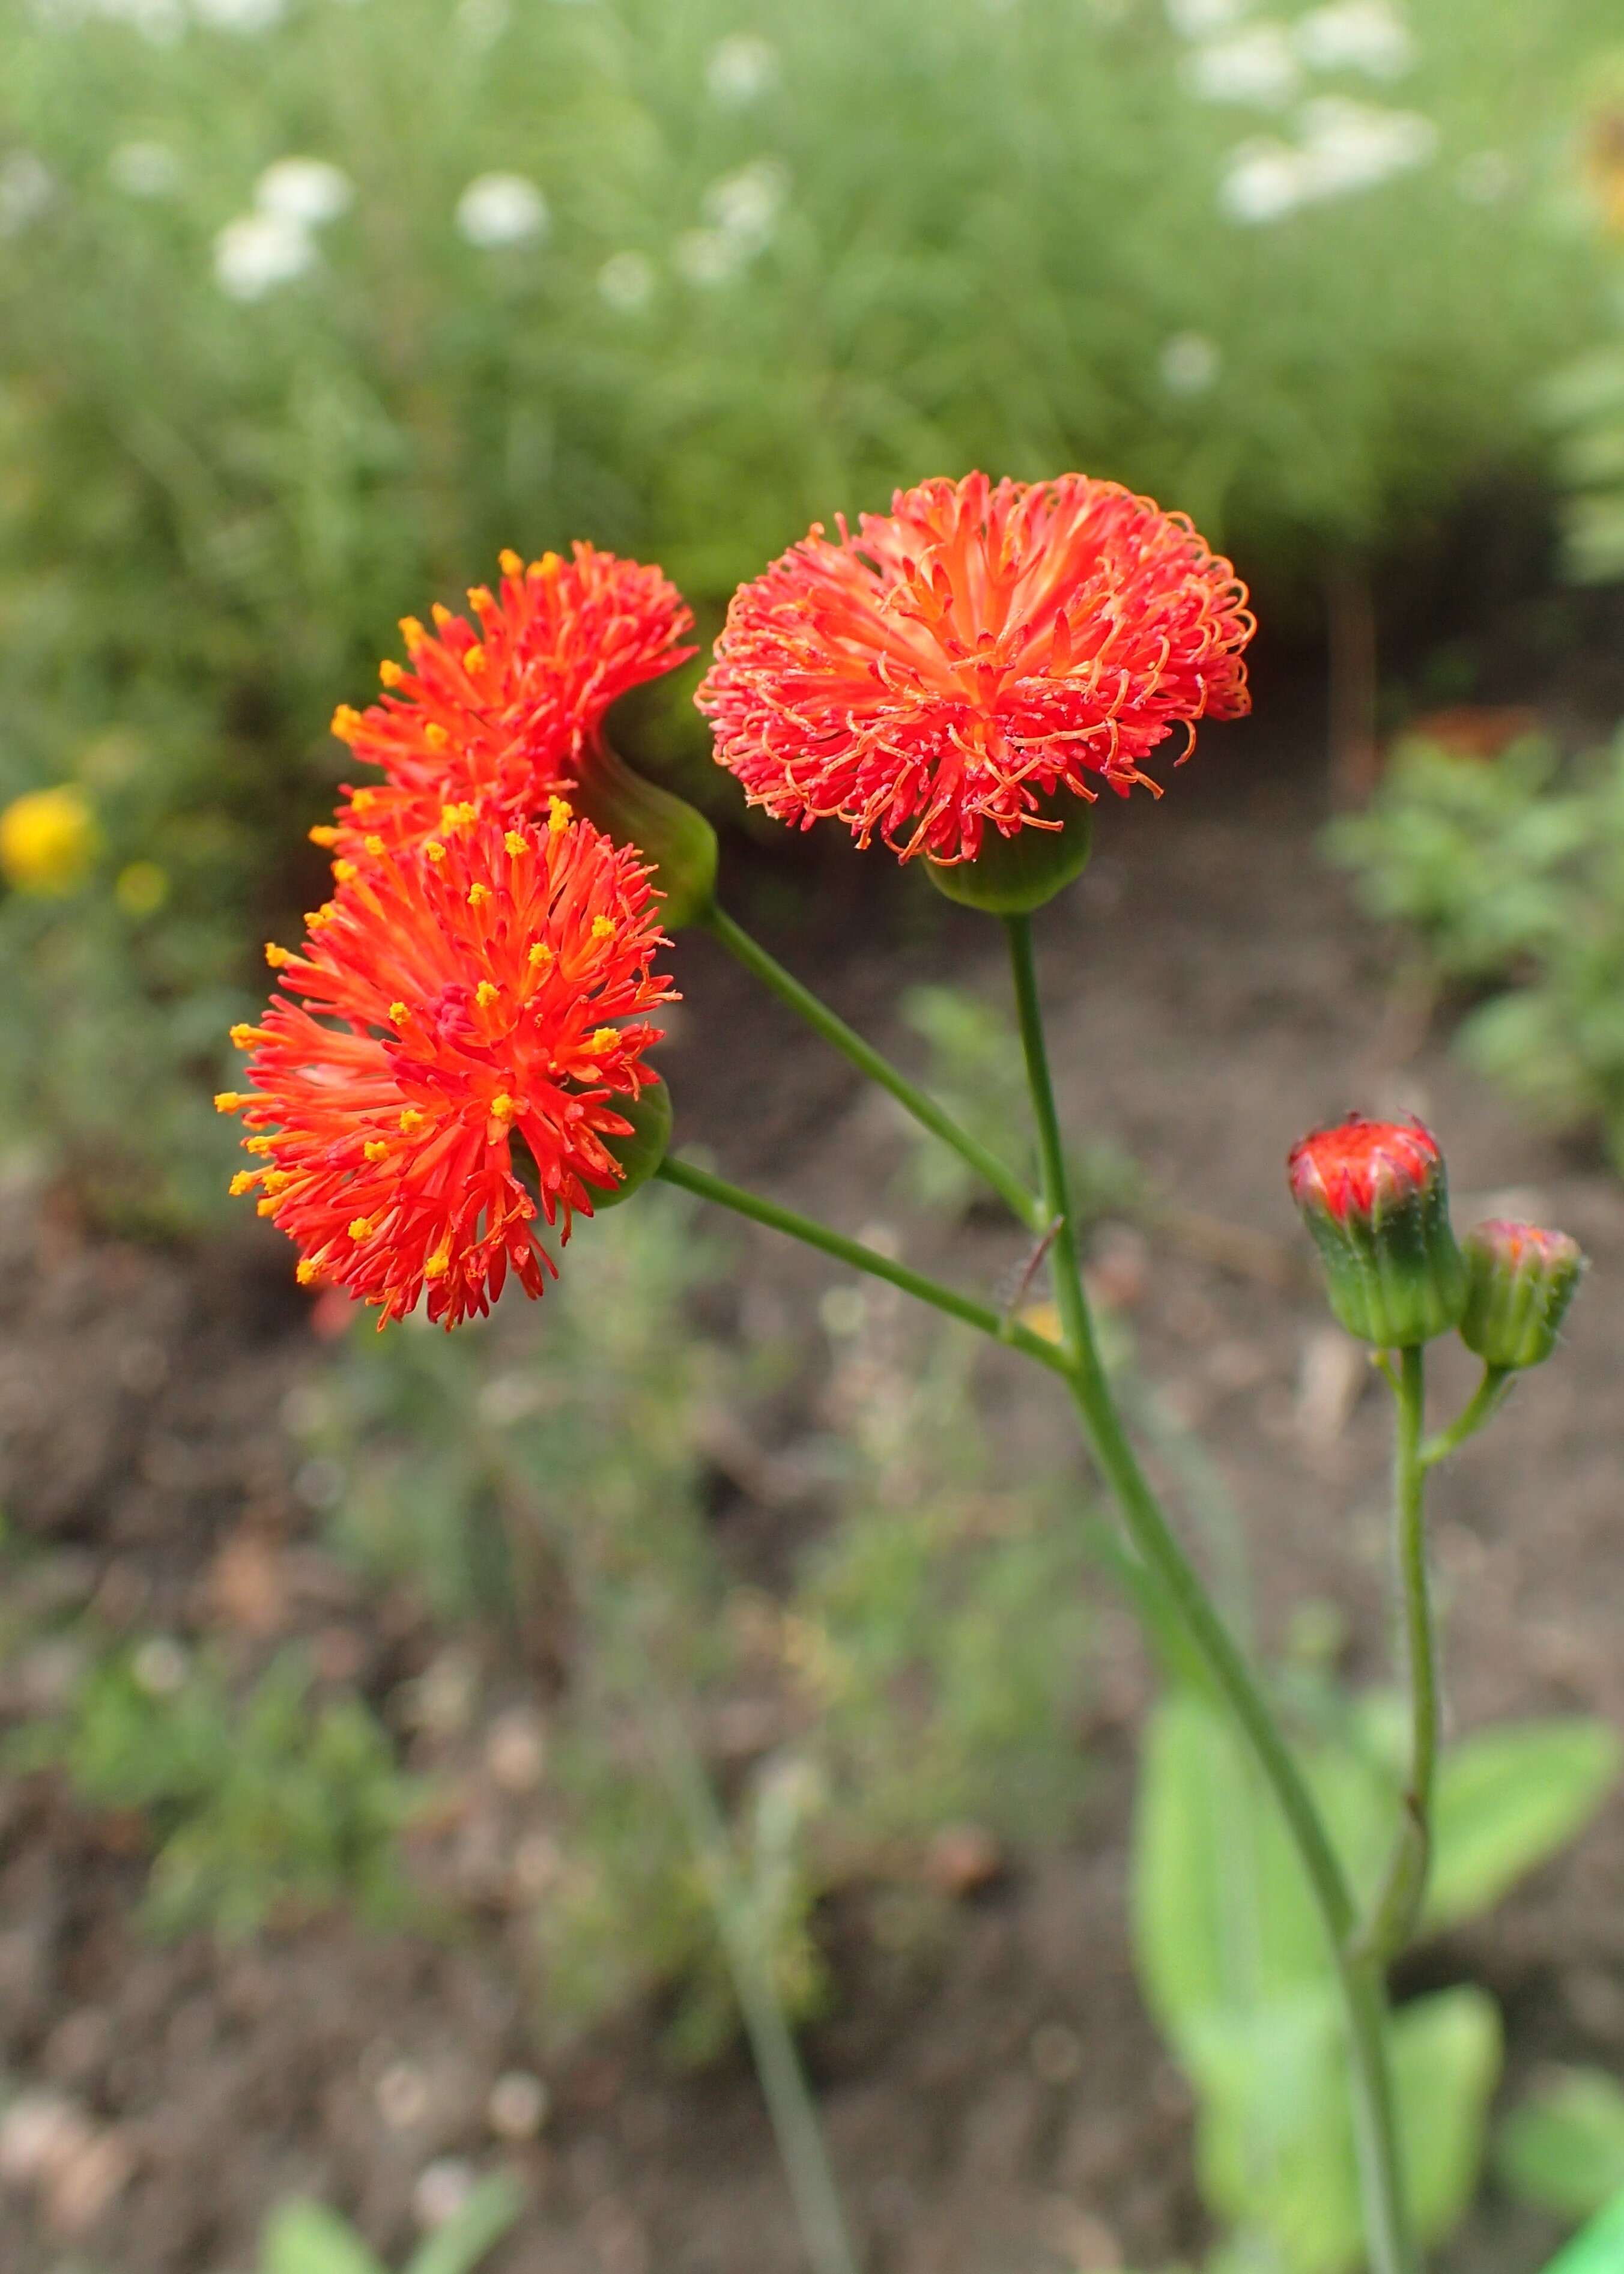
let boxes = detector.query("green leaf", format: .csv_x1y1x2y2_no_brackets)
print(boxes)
1541,2189,1624,2274
1497,2067,1624,2221
1393,1985,1503,2243
404,2173,526,2274
261,2200,387,2274
1426,1721,1622,1929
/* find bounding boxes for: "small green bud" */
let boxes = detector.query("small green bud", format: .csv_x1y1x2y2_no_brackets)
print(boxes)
573,741,718,929
595,1075,672,1207
1287,1115,1466,1345
1459,1219,1584,1370
924,792,1093,916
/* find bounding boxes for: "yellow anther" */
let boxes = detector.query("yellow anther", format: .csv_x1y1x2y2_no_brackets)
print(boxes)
547,796,572,834
245,1135,273,1155
530,551,562,579
440,801,477,832
462,643,487,675
348,1216,375,1242
468,882,491,908
489,1093,516,1121
590,1026,617,1054
351,787,377,811
423,723,449,753
305,905,333,929
308,824,340,847
256,1196,279,1217
364,834,386,857
423,841,446,864
399,1107,426,1135
363,1139,389,1163
527,939,553,968
388,1002,410,1029
229,1023,255,1049
432,602,454,631
379,659,404,688
498,548,523,578
591,914,617,939
330,704,362,743
214,1092,244,1114
265,941,291,968
333,859,357,885
424,1243,452,1279
229,1170,256,1196
399,615,427,652
262,1169,292,1195
467,585,494,615
296,1259,318,1285
476,981,499,1007
504,830,528,857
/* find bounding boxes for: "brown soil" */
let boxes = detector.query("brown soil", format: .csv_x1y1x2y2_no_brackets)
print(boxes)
2,681,1620,2274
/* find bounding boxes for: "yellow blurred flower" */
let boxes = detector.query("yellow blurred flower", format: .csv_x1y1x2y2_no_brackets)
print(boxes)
0,786,98,896
115,860,170,917
1587,102,1624,235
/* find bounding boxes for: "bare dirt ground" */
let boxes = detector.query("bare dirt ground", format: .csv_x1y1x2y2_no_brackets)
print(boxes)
2,675,1620,2274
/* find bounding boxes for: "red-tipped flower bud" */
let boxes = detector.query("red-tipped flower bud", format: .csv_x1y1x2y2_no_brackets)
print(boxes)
1287,1115,1466,1346
1459,1219,1584,1371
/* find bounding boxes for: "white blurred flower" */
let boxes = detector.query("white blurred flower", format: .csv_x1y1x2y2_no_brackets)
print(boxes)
1219,137,1310,222
1294,0,1414,80
109,140,181,196
255,156,353,227
1186,23,1299,108
706,32,779,108
0,153,54,236
1160,332,1222,395
597,249,655,312
702,157,789,252
455,171,548,249
1298,96,1435,195
193,0,285,29
1166,0,1249,35
674,227,744,288
1456,150,1512,205
213,210,315,299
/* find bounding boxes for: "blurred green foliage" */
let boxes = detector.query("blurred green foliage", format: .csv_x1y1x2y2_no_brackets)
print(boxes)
1,0,1620,1219
11,1640,422,1937
259,2177,524,2274
1498,2065,1624,2228
1327,726,1624,1169
1133,1677,1619,2272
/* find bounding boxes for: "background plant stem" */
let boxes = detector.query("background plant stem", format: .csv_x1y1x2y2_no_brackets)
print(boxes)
1001,911,1419,2274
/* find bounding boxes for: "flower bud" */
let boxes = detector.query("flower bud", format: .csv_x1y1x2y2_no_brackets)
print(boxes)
924,792,1093,916
572,741,718,930
1287,1115,1466,1345
594,1075,672,1207
1459,1219,1584,1371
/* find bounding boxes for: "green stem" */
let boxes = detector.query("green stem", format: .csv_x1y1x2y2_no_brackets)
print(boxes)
1421,1362,1512,1469
704,902,1043,1232
1356,1346,1439,1968
654,1698,859,2274
655,1154,1071,1380
1002,913,1418,2274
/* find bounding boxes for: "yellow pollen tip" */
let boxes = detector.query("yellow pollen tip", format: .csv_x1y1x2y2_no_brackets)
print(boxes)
399,616,427,652
431,601,454,630
467,882,491,907
389,1001,409,1025
229,1171,256,1196
332,860,357,885
423,723,450,753
305,906,333,930
256,1197,279,1217
590,1026,617,1053
504,830,528,857
528,939,553,968
296,1260,318,1285
530,551,562,580
498,549,523,578
399,1108,426,1134
424,1244,452,1279
591,914,617,939
423,841,446,864
351,787,377,811
364,834,385,857
363,1139,389,1163
214,1092,244,1114
476,981,499,1007
467,586,494,614
547,796,572,834
229,1023,253,1048
379,659,404,689
490,1092,515,1120
308,825,339,847
330,705,362,742
462,643,487,675
265,942,291,968
262,1169,292,1194
245,1135,273,1155
348,1216,375,1242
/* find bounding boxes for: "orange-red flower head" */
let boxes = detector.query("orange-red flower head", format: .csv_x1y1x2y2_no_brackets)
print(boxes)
330,545,695,857
696,471,1254,866
223,807,674,1326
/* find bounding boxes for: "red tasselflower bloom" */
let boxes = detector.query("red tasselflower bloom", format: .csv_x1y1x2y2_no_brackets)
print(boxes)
326,545,695,858
219,804,674,1326
696,471,1254,865
1286,1115,1444,1228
